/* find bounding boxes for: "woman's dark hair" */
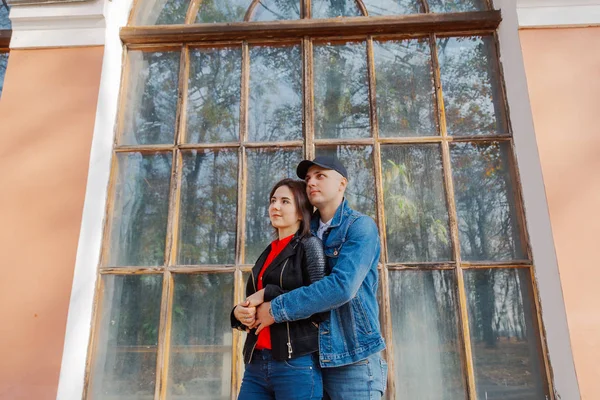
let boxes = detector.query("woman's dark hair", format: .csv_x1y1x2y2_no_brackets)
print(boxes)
269,178,313,238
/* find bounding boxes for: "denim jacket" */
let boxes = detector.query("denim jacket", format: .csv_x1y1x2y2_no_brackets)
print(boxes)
270,199,386,367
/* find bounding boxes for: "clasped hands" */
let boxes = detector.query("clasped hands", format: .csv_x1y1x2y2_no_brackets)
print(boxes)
233,289,275,334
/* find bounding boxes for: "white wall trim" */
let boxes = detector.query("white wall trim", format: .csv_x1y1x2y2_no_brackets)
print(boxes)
517,0,600,28
55,0,132,398
9,0,106,49
496,0,581,398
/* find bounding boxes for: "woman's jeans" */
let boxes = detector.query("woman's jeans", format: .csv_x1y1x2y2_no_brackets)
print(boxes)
238,350,323,400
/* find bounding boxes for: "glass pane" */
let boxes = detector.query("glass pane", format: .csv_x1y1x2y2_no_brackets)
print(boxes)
363,0,420,15
315,145,376,218
108,152,172,267
451,142,525,261
382,145,451,262
389,270,466,400
245,148,303,263
465,268,548,399
133,0,189,25
168,273,234,400
312,0,362,19
0,2,10,29
251,0,301,21
186,47,241,144
178,150,238,265
121,51,180,145
249,45,302,142
374,39,437,137
0,53,7,99
89,275,163,400
437,36,506,136
314,41,371,139
429,0,486,13
196,0,251,23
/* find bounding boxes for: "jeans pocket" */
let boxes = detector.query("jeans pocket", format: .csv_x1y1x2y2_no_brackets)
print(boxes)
283,354,314,370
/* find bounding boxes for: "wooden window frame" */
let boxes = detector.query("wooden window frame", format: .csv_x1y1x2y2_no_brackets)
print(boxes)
80,4,561,400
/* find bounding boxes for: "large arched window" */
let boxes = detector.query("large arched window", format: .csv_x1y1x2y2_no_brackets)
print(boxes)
84,1,554,399
0,0,11,98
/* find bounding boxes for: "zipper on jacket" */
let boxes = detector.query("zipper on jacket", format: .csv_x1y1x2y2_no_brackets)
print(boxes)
279,259,293,359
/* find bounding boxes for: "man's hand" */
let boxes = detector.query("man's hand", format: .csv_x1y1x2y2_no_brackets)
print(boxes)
233,300,256,328
245,289,265,307
251,302,275,334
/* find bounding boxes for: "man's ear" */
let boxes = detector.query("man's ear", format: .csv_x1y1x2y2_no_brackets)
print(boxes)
339,177,348,191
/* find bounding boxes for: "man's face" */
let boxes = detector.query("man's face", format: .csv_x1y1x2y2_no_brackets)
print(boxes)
304,165,347,208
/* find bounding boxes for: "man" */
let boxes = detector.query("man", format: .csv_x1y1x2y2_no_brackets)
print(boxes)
253,155,387,399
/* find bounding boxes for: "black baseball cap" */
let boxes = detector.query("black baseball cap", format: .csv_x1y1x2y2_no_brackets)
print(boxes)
296,156,348,180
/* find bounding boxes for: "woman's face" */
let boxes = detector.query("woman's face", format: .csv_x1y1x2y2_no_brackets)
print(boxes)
269,185,301,232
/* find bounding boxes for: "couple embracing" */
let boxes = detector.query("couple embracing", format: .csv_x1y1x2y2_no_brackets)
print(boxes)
231,156,387,400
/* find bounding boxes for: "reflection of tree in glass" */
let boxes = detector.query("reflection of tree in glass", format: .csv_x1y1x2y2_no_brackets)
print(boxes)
110,153,172,266
315,146,376,218
249,45,302,142
374,39,437,137
314,42,371,139
382,145,451,262
187,48,241,143
466,269,547,399
245,149,302,263
178,150,238,265
252,0,301,21
155,0,189,25
0,54,8,98
437,36,505,136
123,51,180,145
428,0,486,13
92,275,162,397
169,274,234,398
311,0,361,19
390,270,465,399
362,0,420,16
0,1,10,30
196,0,251,23
451,142,524,261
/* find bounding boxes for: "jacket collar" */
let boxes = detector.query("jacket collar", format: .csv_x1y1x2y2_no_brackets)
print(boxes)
310,198,350,233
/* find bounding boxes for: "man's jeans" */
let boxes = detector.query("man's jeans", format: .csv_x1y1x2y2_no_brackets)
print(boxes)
239,350,323,400
323,352,388,400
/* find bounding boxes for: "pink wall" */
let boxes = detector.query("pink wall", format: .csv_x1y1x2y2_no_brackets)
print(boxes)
520,27,600,400
0,47,103,399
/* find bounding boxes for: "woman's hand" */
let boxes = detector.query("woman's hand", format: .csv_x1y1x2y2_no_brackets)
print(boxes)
245,289,265,307
233,300,256,327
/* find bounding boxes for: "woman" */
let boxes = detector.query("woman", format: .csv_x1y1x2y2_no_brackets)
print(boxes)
231,178,326,400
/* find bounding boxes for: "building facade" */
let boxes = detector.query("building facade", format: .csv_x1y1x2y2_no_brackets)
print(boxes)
0,0,597,399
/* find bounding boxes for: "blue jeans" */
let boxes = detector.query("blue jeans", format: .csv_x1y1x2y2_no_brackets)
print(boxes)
239,350,323,400
323,352,388,400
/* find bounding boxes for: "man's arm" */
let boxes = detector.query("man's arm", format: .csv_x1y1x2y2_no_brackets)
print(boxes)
270,216,380,323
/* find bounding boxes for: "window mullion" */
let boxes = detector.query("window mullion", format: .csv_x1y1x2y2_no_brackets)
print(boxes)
155,271,174,400
236,41,250,266
303,37,315,159
186,0,202,24
430,32,478,400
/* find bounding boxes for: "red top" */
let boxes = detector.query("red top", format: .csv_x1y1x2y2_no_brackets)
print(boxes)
255,233,295,350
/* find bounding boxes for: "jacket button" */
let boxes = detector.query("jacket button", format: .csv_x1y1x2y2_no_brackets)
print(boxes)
322,331,329,335
333,250,338,256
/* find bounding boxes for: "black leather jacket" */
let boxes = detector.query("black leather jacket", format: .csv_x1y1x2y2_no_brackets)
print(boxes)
231,233,326,363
